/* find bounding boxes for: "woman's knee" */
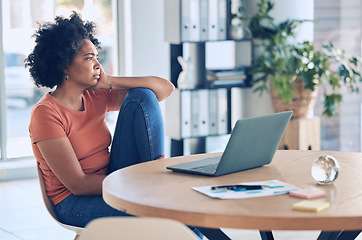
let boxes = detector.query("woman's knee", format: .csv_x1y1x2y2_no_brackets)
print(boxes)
126,88,158,104
123,88,162,121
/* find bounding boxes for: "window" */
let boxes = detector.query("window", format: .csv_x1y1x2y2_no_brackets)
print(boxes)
0,0,118,161
314,0,362,151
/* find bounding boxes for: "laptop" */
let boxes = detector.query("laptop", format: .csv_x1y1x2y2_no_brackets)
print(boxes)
166,111,293,177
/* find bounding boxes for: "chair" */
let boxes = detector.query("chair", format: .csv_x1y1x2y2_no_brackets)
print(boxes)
37,164,83,239
78,217,201,240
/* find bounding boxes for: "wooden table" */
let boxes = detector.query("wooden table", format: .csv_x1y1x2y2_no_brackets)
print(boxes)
103,150,362,238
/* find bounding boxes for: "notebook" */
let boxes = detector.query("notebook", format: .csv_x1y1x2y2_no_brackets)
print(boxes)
166,111,293,177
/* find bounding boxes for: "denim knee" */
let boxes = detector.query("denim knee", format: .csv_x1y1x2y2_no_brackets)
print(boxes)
126,88,158,105
109,87,164,172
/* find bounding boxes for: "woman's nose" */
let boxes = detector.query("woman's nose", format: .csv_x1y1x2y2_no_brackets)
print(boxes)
94,60,101,69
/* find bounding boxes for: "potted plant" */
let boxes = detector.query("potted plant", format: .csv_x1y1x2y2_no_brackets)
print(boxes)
243,0,362,117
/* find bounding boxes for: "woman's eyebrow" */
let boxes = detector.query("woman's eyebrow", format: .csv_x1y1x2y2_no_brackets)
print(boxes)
82,52,97,56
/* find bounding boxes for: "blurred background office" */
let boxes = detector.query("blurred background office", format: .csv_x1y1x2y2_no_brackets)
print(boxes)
0,0,361,181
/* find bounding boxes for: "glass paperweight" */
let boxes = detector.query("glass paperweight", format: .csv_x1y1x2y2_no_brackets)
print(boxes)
311,155,339,185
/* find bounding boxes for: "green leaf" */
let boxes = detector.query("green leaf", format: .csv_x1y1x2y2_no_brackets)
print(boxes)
323,94,342,117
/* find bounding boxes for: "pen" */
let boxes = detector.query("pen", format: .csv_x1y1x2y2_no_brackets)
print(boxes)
211,184,263,191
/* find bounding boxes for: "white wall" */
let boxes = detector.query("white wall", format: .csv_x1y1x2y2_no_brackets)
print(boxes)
119,0,169,79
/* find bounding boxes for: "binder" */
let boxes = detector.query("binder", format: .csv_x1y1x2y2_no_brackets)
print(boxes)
218,0,227,40
181,90,192,138
208,89,218,135
181,0,191,42
200,0,209,41
191,90,209,137
189,0,201,41
208,0,218,41
198,89,209,136
217,88,228,135
191,90,200,136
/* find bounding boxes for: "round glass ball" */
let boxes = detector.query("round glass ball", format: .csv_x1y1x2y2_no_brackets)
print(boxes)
311,155,339,185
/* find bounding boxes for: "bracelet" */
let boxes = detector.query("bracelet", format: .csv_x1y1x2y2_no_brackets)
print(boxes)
109,81,113,90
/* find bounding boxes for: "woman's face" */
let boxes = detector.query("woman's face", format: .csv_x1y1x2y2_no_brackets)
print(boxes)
66,39,101,88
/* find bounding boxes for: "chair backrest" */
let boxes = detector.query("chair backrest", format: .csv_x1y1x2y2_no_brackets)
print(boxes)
78,217,201,240
36,163,83,234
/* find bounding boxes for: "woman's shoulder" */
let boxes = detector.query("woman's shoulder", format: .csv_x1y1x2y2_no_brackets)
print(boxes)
31,93,60,117
33,92,55,107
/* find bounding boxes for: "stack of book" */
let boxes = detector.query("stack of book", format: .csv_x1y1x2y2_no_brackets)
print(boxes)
206,68,249,88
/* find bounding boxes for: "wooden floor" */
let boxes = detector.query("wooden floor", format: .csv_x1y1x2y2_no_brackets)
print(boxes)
0,178,359,240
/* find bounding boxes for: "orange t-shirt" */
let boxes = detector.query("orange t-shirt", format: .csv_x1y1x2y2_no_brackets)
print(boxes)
29,90,120,205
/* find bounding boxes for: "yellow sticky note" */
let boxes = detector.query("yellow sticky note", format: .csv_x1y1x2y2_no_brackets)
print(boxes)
292,200,330,212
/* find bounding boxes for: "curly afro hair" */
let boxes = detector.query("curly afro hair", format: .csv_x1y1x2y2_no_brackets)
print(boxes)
25,12,101,89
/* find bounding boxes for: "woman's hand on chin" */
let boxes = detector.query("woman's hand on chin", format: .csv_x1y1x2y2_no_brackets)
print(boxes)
87,67,111,91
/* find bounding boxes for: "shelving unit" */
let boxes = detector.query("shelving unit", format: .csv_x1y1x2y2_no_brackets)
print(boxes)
164,0,253,156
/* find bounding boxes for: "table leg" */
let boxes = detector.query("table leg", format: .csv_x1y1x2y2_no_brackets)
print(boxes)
196,227,231,240
337,231,361,240
317,231,361,240
259,231,274,240
317,231,340,240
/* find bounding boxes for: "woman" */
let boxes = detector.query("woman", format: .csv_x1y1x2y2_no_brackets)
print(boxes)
26,11,184,231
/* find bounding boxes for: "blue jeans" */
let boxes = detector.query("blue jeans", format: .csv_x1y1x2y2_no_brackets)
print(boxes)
55,88,203,238
108,88,165,172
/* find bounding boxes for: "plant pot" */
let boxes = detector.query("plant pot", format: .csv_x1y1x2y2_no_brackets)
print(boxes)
270,77,318,118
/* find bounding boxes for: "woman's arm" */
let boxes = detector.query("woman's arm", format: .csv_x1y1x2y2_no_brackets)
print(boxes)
108,75,175,102
36,137,106,196
91,67,175,102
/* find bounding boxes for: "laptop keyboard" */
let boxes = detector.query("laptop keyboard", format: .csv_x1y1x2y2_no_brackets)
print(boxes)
191,163,218,173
